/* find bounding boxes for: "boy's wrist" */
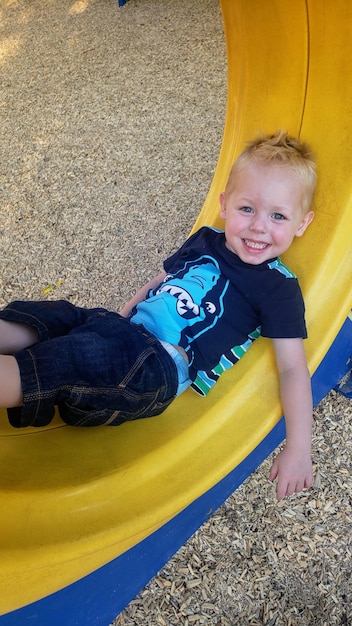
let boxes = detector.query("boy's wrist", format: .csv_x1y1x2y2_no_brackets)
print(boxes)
284,440,312,456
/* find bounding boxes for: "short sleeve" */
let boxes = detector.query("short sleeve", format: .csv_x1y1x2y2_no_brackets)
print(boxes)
260,278,307,339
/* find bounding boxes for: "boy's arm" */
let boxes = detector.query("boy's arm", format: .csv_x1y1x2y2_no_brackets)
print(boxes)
270,337,313,499
119,270,167,318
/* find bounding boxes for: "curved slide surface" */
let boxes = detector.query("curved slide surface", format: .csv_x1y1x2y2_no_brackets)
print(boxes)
1,1,351,623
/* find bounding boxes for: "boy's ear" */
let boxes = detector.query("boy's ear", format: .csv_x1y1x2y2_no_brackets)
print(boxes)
219,192,226,218
295,210,315,237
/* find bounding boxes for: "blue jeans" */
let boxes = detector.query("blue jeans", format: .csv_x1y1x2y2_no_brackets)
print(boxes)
0,300,179,428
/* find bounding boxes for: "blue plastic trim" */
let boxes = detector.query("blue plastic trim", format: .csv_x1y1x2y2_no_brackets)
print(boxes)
1,316,351,626
337,371,352,398
310,316,352,405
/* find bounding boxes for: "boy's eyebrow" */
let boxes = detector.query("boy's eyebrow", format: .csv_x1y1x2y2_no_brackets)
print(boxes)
236,195,254,204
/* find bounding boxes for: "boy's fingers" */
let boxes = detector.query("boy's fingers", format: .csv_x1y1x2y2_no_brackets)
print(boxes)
305,474,314,489
276,481,287,500
276,476,311,499
269,460,278,482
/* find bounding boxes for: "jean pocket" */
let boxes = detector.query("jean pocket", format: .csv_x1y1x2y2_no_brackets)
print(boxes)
57,400,122,426
58,387,176,427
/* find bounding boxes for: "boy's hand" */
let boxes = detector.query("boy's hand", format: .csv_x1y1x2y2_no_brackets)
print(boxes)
269,446,313,500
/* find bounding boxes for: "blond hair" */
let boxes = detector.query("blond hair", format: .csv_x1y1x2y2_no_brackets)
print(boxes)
227,130,317,213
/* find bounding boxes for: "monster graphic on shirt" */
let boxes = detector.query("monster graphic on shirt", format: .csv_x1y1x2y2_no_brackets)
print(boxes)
131,255,230,347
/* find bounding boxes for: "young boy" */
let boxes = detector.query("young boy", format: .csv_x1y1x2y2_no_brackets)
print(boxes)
0,130,316,499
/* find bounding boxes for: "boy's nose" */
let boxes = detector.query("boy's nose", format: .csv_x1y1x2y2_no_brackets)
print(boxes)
250,215,267,233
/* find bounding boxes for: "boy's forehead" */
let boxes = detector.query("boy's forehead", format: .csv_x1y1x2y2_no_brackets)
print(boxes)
225,161,307,212
227,160,298,190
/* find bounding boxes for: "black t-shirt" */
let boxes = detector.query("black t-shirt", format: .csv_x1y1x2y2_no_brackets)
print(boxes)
131,227,307,395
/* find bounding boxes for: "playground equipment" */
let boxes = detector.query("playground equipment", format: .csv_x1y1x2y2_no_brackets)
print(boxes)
0,1,351,624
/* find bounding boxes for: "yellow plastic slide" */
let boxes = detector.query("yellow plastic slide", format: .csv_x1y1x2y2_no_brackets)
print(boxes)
0,0,351,618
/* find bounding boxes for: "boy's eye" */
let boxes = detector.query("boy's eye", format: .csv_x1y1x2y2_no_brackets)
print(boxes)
272,212,286,221
240,206,254,213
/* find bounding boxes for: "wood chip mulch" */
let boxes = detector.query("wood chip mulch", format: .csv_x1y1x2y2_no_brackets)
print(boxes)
115,390,352,626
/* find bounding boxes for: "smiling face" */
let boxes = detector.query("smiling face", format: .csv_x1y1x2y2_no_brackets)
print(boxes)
219,162,314,265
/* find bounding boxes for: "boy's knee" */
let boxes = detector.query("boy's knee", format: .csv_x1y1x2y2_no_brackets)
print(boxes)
0,319,38,354
0,355,23,408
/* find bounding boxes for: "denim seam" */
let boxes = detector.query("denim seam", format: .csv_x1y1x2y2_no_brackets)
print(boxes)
118,345,157,389
4,306,50,340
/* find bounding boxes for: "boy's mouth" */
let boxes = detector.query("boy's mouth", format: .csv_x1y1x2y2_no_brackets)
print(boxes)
243,238,270,251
